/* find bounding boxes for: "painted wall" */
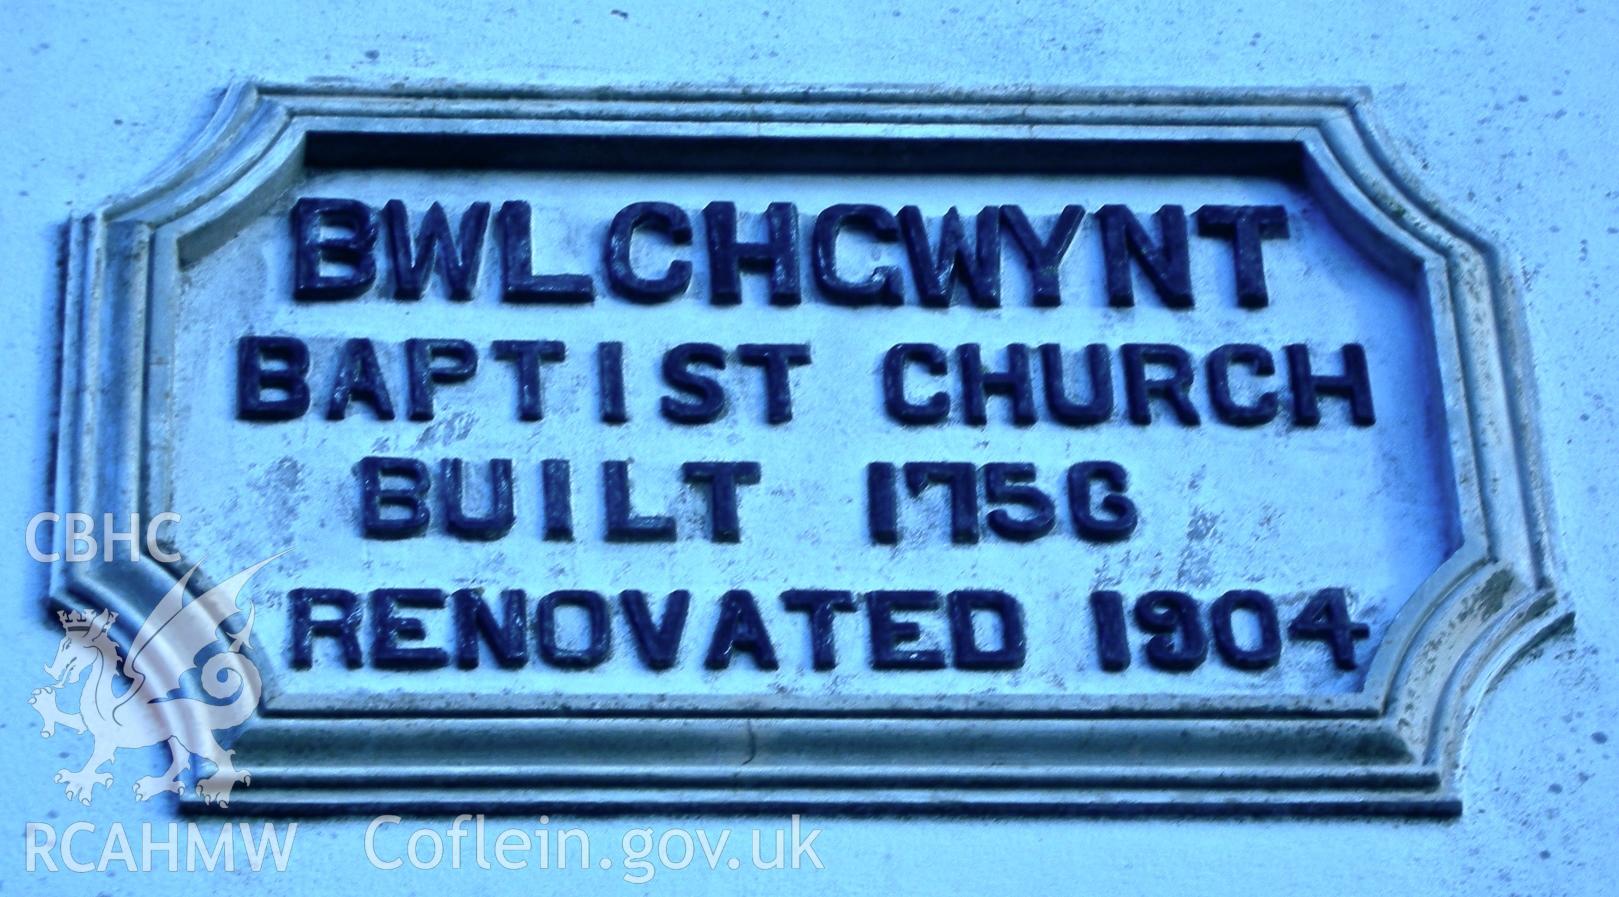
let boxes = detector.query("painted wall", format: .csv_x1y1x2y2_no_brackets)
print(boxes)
2,1,1615,893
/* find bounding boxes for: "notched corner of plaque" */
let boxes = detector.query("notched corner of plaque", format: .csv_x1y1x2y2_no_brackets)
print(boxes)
1315,88,1568,783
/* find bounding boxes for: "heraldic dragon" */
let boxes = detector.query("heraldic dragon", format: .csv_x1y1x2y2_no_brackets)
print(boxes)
28,559,273,806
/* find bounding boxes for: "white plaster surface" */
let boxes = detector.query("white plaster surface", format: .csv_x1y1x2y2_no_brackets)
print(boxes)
2,1,1616,893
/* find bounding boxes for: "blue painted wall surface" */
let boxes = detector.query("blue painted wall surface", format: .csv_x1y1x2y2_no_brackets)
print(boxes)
1,2,1615,893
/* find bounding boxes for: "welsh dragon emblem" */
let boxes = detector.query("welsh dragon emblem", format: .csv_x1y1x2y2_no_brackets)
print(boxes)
28,559,273,806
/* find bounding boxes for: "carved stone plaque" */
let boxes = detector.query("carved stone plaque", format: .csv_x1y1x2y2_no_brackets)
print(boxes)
55,84,1563,815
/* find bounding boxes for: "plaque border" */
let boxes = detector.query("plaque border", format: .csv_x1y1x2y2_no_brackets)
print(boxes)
51,83,1566,815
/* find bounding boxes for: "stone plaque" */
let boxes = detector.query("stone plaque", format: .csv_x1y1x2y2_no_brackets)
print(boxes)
53,84,1563,815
